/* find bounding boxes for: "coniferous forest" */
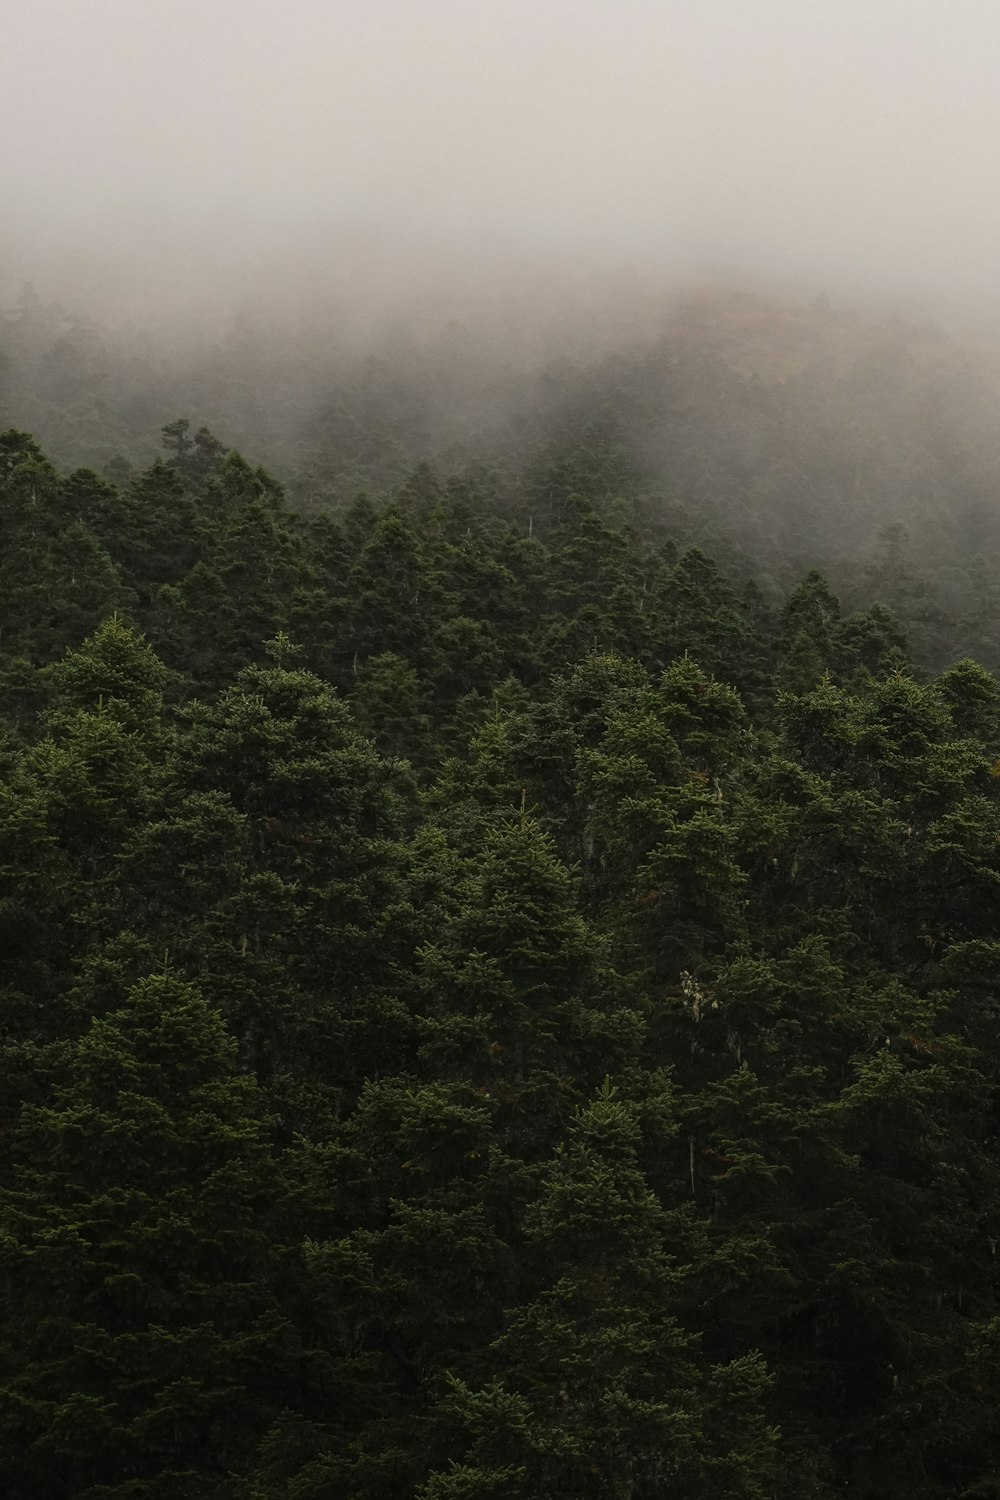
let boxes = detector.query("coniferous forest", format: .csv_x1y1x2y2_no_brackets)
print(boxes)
5,295,1000,1499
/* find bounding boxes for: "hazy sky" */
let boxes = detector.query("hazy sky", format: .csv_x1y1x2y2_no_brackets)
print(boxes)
5,1,1000,303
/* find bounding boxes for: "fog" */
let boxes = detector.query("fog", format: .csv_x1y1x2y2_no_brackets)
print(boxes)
5,0,1000,322
8,0,1000,578
8,1,1000,673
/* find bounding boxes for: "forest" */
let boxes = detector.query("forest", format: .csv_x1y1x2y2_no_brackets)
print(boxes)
5,285,1000,1498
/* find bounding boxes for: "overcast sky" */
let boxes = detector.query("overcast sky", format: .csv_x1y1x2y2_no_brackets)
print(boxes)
5,1,1000,305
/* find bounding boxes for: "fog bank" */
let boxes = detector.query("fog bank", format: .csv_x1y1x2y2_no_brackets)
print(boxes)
5,1,1000,323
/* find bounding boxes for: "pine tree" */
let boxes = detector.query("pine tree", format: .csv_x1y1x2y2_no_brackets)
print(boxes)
423,1083,779,1499
124,660,416,1112
0,972,292,1499
416,817,642,1159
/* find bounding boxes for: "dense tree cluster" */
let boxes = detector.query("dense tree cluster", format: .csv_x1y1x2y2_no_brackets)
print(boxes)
3,419,1000,1498
6,283,1000,670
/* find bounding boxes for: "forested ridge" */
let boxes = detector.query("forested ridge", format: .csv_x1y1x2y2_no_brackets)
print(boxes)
4,387,1000,1499
7,281,1000,671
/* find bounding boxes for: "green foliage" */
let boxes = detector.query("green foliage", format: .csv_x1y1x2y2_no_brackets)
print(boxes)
0,973,289,1499
4,423,1000,1499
